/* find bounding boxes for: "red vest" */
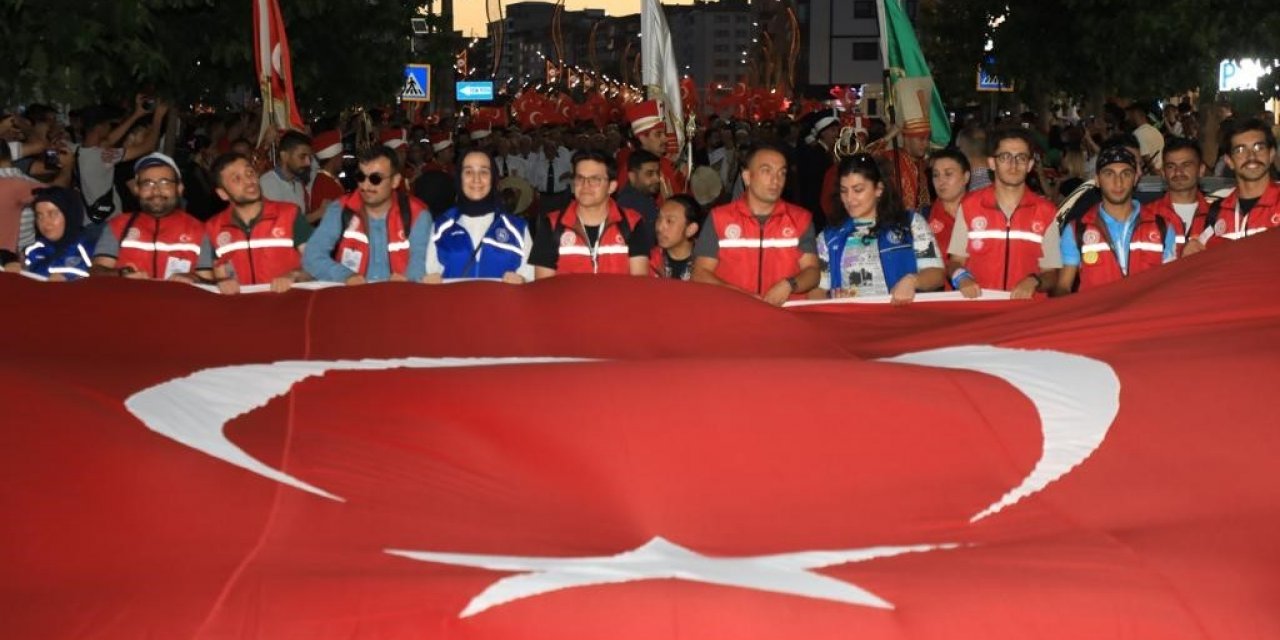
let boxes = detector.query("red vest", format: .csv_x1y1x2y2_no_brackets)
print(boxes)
927,200,958,290
710,198,812,297
547,200,641,275
1208,181,1280,244
1074,205,1170,291
332,191,427,276
308,172,345,213
1146,192,1209,253
959,186,1057,290
206,201,302,285
108,210,205,279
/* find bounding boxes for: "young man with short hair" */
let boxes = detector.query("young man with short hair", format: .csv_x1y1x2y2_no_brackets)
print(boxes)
1184,118,1280,255
530,149,653,278
651,194,705,280
1054,147,1177,296
199,152,312,293
947,129,1061,299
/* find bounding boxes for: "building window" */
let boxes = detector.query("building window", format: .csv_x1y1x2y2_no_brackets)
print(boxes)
714,29,730,37
713,44,729,53
854,1,876,19
852,42,879,61
714,59,730,68
714,15,729,23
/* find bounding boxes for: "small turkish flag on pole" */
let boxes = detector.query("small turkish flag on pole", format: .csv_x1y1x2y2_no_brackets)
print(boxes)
253,0,305,144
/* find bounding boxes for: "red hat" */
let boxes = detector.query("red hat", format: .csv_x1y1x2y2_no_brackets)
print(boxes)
625,100,663,135
466,120,492,140
312,130,342,160
379,128,407,149
429,131,453,152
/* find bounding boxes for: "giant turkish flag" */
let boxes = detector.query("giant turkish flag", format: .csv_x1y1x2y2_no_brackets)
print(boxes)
2,233,1279,639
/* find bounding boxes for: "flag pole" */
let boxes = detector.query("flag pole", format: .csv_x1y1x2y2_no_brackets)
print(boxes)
877,0,907,210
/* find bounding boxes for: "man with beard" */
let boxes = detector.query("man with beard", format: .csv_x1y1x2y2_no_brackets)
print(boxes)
613,149,662,228
90,153,205,280
614,100,686,202
259,130,312,213
198,153,313,294
1184,118,1280,254
303,145,432,284
1053,146,1177,296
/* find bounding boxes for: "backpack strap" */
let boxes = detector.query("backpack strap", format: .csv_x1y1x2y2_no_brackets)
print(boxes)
330,207,357,260
1203,198,1224,232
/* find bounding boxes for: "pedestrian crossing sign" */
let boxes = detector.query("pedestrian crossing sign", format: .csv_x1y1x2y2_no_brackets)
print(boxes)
402,64,431,103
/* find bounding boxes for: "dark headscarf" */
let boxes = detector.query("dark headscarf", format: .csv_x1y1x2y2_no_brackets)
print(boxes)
31,187,87,254
455,149,503,217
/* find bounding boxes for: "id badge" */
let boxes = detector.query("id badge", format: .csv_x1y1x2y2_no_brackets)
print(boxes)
164,256,192,280
340,248,364,272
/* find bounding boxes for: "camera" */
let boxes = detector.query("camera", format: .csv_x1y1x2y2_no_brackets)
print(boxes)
142,97,156,111
43,147,60,170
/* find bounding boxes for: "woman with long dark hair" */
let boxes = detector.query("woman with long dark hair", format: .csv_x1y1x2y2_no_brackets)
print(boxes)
812,154,944,303
421,149,532,283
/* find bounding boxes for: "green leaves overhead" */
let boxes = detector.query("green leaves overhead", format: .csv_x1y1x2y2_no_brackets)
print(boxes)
1,0,433,115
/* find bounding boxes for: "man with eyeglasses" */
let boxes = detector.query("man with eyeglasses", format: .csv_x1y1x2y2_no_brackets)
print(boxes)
90,152,205,281
1053,147,1178,296
1183,118,1280,255
529,149,652,277
947,128,1061,299
302,145,432,284
197,152,313,294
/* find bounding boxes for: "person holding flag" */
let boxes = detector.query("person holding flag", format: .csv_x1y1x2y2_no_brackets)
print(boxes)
871,0,951,211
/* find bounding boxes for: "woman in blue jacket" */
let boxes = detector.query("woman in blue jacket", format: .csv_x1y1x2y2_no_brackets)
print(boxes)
813,154,944,303
422,149,533,283
21,187,95,281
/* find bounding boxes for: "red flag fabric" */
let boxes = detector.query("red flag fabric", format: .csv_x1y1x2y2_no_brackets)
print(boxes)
2,233,1280,639
253,0,304,135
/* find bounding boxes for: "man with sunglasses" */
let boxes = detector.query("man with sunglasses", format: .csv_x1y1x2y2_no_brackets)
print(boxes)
1182,118,1280,255
947,128,1061,299
302,146,432,284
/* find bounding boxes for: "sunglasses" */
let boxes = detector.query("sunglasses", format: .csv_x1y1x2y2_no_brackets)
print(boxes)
354,171,389,186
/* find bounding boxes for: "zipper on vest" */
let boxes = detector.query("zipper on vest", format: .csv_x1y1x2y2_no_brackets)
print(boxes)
246,230,259,284
1002,224,1011,290
756,223,765,294
152,217,160,278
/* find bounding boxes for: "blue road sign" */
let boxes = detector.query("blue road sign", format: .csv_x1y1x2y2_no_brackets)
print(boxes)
402,64,431,103
456,81,495,102
976,55,1014,93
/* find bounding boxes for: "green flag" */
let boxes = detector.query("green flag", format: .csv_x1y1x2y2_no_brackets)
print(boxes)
878,0,951,148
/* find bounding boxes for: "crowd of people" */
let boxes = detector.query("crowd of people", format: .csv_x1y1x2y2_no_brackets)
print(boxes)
2,93,1277,305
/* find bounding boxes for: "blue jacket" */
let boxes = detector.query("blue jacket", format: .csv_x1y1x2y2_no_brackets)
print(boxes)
431,208,528,278
822,217,917,291
24,238,95,280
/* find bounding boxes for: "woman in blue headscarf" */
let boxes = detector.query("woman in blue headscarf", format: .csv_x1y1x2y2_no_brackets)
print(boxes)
21,187,94,280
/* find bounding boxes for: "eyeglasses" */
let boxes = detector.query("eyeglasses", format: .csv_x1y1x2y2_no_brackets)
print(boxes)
994,152,1032,165
573,174,607,187
354,171,388,186
138,178,177,190
1229,141,1270,158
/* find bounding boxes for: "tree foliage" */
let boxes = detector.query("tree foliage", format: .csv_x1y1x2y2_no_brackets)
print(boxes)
1,0,441,115
919,0,1280,106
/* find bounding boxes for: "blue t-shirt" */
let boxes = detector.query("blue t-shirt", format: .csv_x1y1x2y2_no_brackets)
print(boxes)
1061,201,1176,271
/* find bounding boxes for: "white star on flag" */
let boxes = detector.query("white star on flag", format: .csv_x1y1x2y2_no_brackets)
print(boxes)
386,536,960,617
